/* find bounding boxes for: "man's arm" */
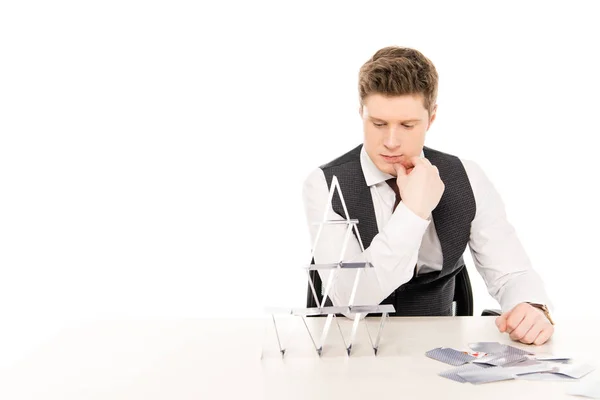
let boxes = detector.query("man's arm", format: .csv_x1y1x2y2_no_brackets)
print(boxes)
464,159,552,311
302,168,429,307
464,159,554,344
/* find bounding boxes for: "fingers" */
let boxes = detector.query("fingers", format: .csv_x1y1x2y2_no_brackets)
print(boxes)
505,305,528,334
410,157,438,175
394,163,407,177
509,312,537,341
496,303,555,345
533,325,554,345
495,313,508,333
410,156,431,167
521,322,544,344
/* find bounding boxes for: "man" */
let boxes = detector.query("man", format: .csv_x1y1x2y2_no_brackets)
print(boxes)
302,46,554,345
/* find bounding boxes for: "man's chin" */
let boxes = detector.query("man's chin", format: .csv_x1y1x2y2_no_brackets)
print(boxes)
376,163,397,176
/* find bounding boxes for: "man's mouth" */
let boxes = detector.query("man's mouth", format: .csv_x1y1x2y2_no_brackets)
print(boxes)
381,154,403,163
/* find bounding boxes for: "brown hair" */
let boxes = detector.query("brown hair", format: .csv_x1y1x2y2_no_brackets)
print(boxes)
359,46,438,115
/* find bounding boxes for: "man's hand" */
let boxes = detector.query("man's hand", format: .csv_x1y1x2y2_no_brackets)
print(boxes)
495,303,554,345
394,156,444,220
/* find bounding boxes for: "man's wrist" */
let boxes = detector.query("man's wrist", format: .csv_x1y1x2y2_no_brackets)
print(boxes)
402,201,430,220
527,302,555,325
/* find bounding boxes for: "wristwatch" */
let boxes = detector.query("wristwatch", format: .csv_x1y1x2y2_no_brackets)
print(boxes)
527,303,555,325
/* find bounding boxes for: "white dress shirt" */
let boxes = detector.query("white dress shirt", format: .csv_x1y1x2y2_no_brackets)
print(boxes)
302,146,551,313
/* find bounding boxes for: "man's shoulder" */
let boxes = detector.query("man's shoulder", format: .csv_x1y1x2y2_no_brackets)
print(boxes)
319,144,363,170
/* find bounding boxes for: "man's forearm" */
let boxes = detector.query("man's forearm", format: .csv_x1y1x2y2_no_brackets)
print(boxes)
492,269,552,313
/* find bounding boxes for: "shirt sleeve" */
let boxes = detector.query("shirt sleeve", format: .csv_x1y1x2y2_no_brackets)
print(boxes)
463,159,553,312
302,168,430,308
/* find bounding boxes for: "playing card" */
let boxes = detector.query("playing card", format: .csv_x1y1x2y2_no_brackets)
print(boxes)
489,353,528,366
426,347,476,366
456,368,515,384
554,362,595,379
468,342,532,357
473,353,527,367
469,342,508,354
501,358,544,368
472,354,499,365
502,361,555,376
504,344,534,356
466,350,488,358
439,363,491,383
533,354,572,362
517,372,576,382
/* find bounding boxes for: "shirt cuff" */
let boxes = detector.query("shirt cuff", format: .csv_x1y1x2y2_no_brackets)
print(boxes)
382,201,431,249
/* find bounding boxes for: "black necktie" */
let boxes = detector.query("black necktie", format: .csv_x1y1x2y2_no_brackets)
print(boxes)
386,178,401,212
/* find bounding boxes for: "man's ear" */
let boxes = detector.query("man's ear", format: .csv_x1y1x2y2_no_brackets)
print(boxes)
427,104,438,129
358,104,363,118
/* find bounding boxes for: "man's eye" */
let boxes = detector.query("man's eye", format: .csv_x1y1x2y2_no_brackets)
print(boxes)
374,122,386,127
402,124,415,129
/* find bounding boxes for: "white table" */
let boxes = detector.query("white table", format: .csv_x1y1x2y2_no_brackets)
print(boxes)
0,316,597,399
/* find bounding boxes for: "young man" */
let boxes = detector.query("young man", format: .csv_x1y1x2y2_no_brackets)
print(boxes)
302,46,554,345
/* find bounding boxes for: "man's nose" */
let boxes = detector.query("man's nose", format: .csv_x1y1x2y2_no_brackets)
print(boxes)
383,127,400,149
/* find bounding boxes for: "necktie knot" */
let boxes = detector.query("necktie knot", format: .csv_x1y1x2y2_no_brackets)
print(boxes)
386,178,401,212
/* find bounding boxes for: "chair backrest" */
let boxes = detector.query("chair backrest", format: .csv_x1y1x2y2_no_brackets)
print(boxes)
306,265,474,316
306,269,323,309
453,265,474,316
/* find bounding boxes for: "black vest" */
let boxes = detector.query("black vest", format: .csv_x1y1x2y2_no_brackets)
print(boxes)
319,144,476,316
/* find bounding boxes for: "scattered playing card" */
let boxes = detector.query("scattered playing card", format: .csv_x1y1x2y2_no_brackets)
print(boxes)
456,368,515,384
473,353,527,367
554,362,595,379
468,342,532,356
434,342,591,387
469,342,508,354
472,354,499,365
504,344,534,356
501,358,544,368
426,347,476,366
439,363,491,383
517,372,576,382
502,361,555,376
533,354,572,362
466,351,488,358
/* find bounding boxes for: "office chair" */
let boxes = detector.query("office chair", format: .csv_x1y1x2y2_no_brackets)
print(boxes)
306,266,501,317
453,266,501,316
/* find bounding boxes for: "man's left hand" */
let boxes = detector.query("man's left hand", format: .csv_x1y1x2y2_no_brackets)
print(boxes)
495,303,554,345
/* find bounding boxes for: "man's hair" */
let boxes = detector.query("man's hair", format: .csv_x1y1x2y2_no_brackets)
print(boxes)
359,46,438,115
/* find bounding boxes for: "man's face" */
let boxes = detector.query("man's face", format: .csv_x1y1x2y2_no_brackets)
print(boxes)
361,93,436,176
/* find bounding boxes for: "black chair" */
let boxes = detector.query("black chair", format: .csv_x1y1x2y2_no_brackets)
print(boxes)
306,269,326,309
453,265,474,316
307,266,501,317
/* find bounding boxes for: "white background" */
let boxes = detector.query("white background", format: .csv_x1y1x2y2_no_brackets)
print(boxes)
1,1,599,366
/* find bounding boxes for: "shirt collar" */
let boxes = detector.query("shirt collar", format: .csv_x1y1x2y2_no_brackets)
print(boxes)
360,145,394,186
360,145,425,187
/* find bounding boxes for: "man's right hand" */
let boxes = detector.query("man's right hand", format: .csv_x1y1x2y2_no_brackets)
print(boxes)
394,156,445,220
